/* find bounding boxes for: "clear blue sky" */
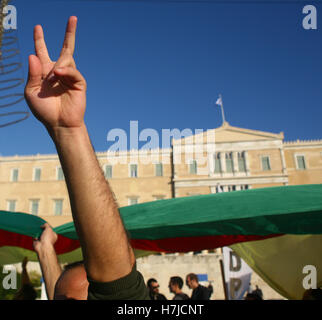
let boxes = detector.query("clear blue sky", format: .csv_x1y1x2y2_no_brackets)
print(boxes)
1,0,321,156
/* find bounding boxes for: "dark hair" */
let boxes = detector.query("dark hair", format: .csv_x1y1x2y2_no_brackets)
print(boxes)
64,260,84,271
303,288,322,300
245,292,263,300
186,273,199,283
170,276,184,289
147,278,157,288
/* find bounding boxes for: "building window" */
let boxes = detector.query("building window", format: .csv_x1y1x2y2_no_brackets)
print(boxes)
11,168,19,182
238,152,246,172
296,155,306,170
54,199,63,216
33,168,42,181
57,167,64,180
128,197,138,205
261,156,271,171
130,164,138,178
30,199,40,215
7,200,16,212
225,153,234,173
104,165,113,179
155,163,163,177
189,160,197,174
214,153,222,173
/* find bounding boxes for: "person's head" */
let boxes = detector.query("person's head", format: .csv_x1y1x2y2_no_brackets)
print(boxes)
302,288,322,300
186,273,199,290
244,292,263,301
147,278,160,294
54,261,89,300
168,276,184,294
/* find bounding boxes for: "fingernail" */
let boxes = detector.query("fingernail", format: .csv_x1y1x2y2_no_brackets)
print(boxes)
47,73,56,82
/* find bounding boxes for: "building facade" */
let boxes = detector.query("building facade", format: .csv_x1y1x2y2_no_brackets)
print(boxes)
1,122,322,227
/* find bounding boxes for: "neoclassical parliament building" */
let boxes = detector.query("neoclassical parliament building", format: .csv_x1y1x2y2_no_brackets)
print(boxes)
1,121,322,227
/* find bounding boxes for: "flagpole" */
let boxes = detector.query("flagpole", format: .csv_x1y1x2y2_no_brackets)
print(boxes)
220,247,229,300
219,94,226,125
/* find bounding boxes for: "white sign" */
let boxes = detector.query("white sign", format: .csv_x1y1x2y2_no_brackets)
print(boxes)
222,247,252,300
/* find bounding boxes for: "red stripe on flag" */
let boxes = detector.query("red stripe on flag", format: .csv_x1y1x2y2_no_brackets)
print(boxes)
130,234,282,252
0,229,282,255
0,229,80,254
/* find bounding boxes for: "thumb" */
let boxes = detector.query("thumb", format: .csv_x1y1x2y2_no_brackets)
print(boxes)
53,66,86,90
26,55,42,90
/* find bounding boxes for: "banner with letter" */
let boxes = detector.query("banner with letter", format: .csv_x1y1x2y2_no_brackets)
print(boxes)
222,247,252,300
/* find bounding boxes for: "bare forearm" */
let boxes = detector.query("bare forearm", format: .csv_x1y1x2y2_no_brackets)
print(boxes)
49,124,133,282
36,245,62,300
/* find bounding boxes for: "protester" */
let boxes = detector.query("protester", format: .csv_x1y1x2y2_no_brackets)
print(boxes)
13,257,37,300
244,292,263,300
25,16,149,300
302,288,322,300
207,282,214,298
33,223,90,300
186,273,211,300
252,285,263,299
168,276,189,300
147,278,167,300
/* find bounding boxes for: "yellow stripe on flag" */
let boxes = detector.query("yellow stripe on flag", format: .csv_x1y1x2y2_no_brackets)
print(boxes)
231,234,322,300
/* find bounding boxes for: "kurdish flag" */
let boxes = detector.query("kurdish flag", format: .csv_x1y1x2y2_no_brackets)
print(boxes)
0,184,322,299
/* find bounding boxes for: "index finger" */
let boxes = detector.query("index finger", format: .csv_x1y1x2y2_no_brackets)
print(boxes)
34,25,51,65
60,16,78,56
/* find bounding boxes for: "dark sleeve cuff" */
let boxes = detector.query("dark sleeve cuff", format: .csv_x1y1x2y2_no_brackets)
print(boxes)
87,264,150,300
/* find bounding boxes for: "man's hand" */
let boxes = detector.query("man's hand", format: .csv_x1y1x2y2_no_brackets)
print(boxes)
33,223,61,300
33,223,58,254
24,16,86,132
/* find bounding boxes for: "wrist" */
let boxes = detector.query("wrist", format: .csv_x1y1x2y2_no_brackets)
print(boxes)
35,241,56,255
47,122,87,143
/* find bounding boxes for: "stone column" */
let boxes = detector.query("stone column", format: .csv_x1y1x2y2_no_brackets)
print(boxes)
209,154,215,176
220,152,226,175
279,148,287,175
233,151,238,174
244,151,250,176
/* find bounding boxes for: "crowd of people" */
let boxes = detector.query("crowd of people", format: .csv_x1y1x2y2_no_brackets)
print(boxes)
147,275,213,300
15,256,214,300
13,257,322,300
